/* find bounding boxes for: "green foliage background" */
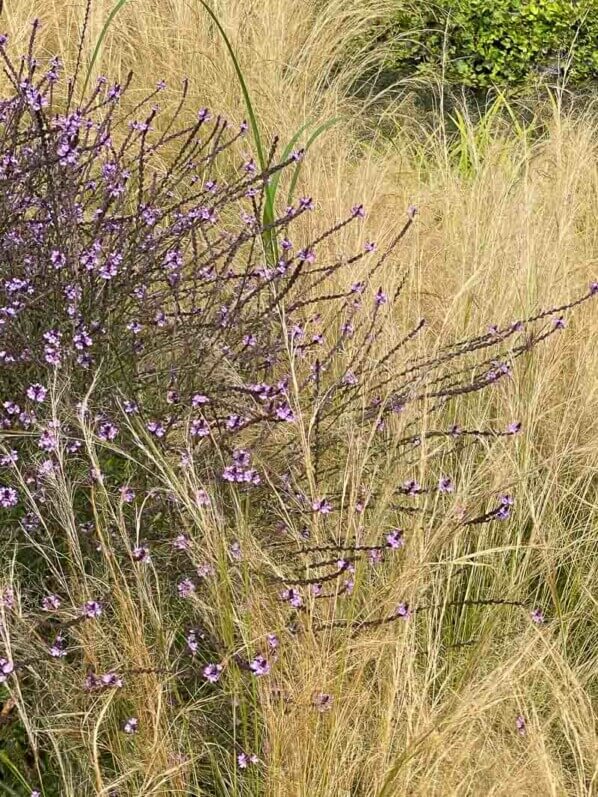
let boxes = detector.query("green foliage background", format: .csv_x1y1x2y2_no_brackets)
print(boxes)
382,0,598,88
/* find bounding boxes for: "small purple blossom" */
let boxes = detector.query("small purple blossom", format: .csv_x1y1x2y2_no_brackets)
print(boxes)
0,658,14,682
531,608,545,625
386,529,405,549
249,655,271,676
438,476,454,493
26,383,47,403
395,602,412,620
237,752,259,769
281,588,303,608
312,497,332,514
82,600,102,619
313,692,333,712
177,578,196,598
132,545,151,563
49,634,67,658
516,715,526,736
42,594,61,611
0,486,18,508
173,534,190,550
123,717,139,734
202,662,223,683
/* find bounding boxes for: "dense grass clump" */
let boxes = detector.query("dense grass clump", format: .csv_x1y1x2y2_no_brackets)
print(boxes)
0,7,597,797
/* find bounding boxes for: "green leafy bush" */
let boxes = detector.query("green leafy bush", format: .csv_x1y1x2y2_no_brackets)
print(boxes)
383,0,598,89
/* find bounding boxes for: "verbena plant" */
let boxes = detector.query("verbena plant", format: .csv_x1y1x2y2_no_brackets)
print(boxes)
0,19,596,795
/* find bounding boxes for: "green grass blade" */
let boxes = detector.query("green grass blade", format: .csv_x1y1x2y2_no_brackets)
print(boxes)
197,0,266,172
81,0,131,99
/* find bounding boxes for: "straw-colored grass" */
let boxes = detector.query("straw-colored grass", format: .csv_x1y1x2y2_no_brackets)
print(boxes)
1,1,597,795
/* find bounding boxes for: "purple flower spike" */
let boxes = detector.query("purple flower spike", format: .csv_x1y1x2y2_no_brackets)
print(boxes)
438,476,454,493
313,692,333,712
26,383,47,403
281,587,303,608
312,497,332,514
238,752,259,768
386,528,405,549
249,655,271,676
82,600,102,619
507,421,522,434
395,602,412,620
0,658,14,682
0,486,18,508
351,204,365,218
177,578,196,598
123,717,139,734
42,594,61,611
530,608,545,625
202,662,223,683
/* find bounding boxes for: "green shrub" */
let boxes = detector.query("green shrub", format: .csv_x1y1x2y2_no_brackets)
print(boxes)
383,0,598,89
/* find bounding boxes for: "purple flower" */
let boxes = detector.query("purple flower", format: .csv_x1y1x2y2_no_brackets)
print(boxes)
351,204,365,218
147,420,166,437
132,545,150,563
438,476,454,493
507,421,522,434
312,497,332,514
98,421,119,441
186,628,203,654
395,602,412,620
190,418,210,437
82,600,103,619
297,248,315,263
275,403,295,421
177,578,196,598
26,383,47,403
403,479,421,496
374,288,388,306
516,715,526,736
531,608,544,625
120,485,135,503
237,752,259,768
196,562,215,578
249,655,271,676
191,393,209,406
38,428,58,452
552,316,566,329
202,662,223,683
0,486,18,508
49,634,67,658
100,672,123,689
0,658,14,682
195,489,210,507
173,534,190,551
386,529,405,549
42,594,61,611
266,633,279,649
123,717,138,734
281,588,303,608
313,692,333,712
